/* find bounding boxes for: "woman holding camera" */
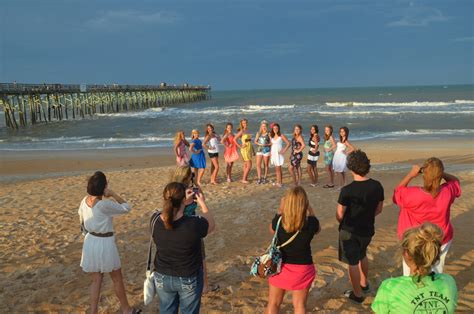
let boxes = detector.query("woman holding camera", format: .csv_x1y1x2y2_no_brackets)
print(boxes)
151,182,215,313
78,171,138,314
393,157,461,275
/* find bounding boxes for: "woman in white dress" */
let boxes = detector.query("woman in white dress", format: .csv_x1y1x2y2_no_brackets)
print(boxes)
270,123,290,188
78,171,139,314
332,127,355,188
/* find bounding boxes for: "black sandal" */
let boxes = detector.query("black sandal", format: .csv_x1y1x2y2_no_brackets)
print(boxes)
131,309,142,314
323,184,335,188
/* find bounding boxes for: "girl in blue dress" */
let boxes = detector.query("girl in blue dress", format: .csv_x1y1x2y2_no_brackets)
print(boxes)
189,129,206,186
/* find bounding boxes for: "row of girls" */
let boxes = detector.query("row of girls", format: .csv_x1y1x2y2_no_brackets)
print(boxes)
173,119,355,188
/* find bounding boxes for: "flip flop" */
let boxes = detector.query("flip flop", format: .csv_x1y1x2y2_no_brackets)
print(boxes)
323,184,334,188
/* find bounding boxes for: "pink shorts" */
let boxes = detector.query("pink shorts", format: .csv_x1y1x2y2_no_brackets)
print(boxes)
268,263,316,290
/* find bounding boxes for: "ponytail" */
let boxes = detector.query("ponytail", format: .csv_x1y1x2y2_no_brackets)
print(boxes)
162,182,186,230
402,222,443,281
422,157,444,198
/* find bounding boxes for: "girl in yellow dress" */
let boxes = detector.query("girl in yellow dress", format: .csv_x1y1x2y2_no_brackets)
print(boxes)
235,118,255,183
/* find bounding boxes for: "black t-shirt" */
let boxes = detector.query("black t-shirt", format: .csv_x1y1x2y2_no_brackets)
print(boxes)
151,212,209,277
271,214,320,265
337,178,384,237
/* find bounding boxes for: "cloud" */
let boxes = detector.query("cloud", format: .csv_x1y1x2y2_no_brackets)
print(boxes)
85,10,180,30
453,36,474,42
387,7,450,27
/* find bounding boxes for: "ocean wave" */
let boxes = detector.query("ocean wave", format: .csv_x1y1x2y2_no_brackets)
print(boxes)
326,101,471,107
246,104,296,110
315,110,474,115
356,129,473,140
96,107,167,118
454,100,474,104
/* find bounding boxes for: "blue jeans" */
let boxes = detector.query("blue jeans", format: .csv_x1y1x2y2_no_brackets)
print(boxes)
154,267,203,314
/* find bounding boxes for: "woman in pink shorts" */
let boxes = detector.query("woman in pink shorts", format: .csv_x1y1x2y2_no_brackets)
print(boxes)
266,186,321,313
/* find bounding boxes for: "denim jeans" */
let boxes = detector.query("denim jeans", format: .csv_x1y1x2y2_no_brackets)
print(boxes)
154,267,203,314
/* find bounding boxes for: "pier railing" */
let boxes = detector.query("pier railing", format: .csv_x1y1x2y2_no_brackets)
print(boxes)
0,83,211,129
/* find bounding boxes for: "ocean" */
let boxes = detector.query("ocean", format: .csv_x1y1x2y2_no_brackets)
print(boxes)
0,85,473,151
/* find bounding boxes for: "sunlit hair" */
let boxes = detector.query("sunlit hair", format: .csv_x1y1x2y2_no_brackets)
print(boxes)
293,124,302,138
270,123,281,137
339,126,349,143
281,186,309,233
172,166,192,186
191,129,200,139
174,130,185,146
422,157,444,198
162,182,186,230
347,150,371,176
223,122,233,135
238,118,248,131
402,222,443,280
205,123,215,137
324,125,333,141
259,120,268,134
310,125,319,137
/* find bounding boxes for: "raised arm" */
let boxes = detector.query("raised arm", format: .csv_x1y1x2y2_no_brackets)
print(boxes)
220,133,228,145
297,136,306,153
203,134,211,149
196,193,215,234
397,165,421,188
234,130,244,149
443,172,460,183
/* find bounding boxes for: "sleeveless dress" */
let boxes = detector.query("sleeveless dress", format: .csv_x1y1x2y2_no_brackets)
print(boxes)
307,135,320,165
223,133,239,163
78,197,132,273
189,139,206,169
290,138,303,168
323,139,334,166
271,137,285,166
332,142,347,172
176,140,189,166
256,133,271,155
240,133,255,161
207,136,219,156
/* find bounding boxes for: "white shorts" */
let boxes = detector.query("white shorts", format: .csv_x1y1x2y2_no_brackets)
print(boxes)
256,152,271,157
402,239,452,276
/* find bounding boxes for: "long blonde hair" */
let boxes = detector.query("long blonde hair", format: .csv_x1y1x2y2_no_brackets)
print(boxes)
422,157,444,198
281,186,309,233
174,130,185,145
402,222,443,280
172,166,192,185
259,120,268,134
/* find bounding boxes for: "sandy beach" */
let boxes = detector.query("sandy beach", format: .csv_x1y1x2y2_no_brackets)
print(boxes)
0,138,473,313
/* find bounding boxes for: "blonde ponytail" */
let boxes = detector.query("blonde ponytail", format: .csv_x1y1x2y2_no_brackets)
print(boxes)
402,222,443,280
422,157,444,198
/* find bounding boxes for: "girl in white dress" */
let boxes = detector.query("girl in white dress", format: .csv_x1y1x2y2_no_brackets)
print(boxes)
270,123,290,187
332,127,355,188
78,171,138,314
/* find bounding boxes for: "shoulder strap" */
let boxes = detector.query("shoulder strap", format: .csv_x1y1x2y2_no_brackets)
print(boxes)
277,230,300,249
146,212,161,272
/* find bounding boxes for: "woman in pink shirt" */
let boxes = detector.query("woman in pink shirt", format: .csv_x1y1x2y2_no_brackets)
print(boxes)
393,157,461,276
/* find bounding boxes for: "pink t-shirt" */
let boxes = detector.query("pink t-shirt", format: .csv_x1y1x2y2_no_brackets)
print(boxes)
393,180,461,244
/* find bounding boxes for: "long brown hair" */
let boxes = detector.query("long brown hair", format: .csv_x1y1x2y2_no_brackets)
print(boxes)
223,122,233,136
422,157,444,198
324,125,333,141
238,118,248,131
205,123,215,137
281,186,309,233
293,124,302,138
402,222,443,280
162,182,186,230
339,126,349,143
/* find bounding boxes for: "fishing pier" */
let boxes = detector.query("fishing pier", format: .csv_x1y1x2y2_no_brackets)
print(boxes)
0,83,211,129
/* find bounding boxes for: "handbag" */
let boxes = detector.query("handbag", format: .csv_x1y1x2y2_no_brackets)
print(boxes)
250,216,300,278
143,212,161,305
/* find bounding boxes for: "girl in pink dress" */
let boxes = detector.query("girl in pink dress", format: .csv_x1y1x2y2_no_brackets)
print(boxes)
174,130,190,166
221,123,239,182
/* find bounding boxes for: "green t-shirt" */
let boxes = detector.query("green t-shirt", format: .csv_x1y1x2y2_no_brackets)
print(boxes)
372,273,457,314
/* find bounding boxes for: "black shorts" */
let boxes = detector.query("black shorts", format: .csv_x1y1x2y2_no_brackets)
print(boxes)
208,152,219,158
338,229,372,265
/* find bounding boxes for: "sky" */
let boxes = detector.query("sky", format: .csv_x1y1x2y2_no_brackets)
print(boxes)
0,0,473,90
